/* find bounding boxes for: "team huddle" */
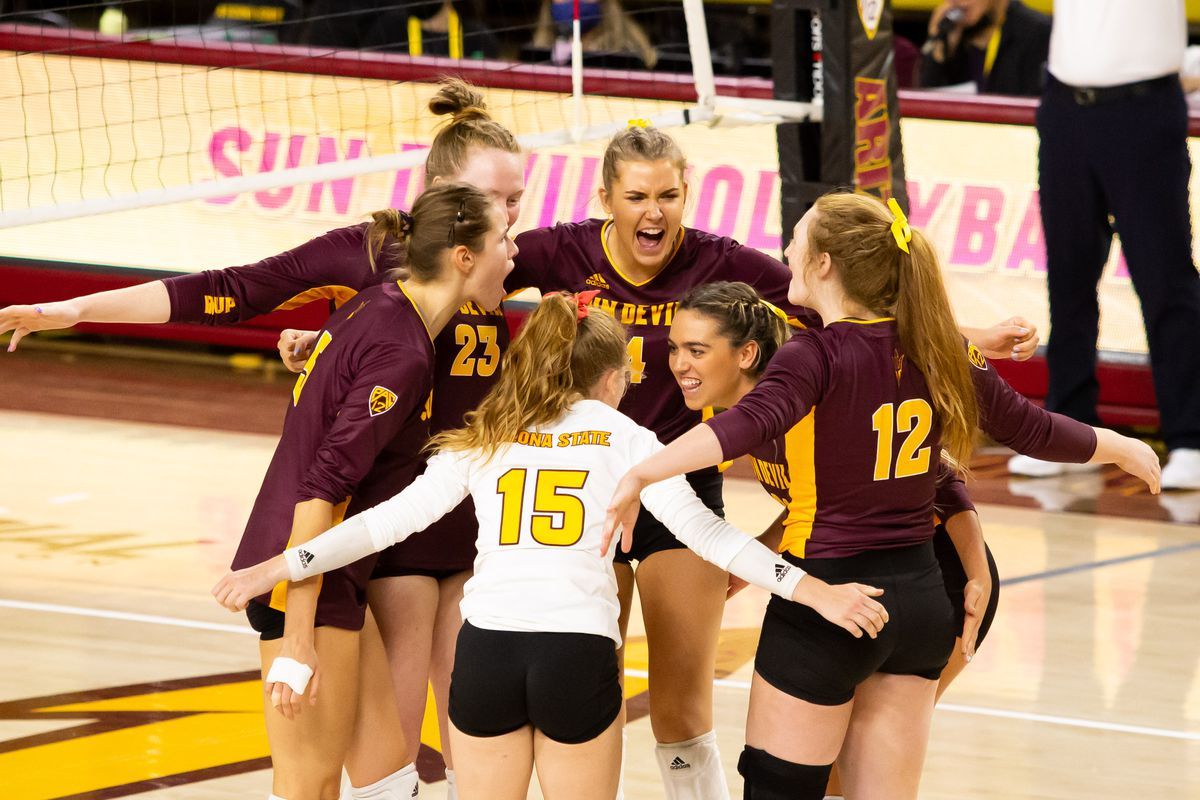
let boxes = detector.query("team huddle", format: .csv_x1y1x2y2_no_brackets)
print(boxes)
0,79,1161,800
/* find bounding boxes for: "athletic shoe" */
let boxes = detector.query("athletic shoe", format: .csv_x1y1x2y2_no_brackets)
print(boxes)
1161,448,1200,491
1007,454,1101,478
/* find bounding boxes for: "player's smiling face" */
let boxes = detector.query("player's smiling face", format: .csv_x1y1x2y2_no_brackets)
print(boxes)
463,204,517,310
600,158,687,276
668,308,759,410
447,146,526,226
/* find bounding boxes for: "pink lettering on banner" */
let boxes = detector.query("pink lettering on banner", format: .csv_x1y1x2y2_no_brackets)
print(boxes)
951,185,1005,267
388,143,430,210
745,171,781,251
207,126,252,205
905,180,949,228
537,155,568,228
571,157,600,222
255,133,307,209
306,137,366,214
694,166,743,239
1005,191,1046,274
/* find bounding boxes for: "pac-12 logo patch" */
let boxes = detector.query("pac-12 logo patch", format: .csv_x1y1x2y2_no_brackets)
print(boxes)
857,0,884,40
369,386,399,417
967,343,989,371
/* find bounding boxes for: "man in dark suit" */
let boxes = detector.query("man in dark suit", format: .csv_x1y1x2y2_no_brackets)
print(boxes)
920,0,1051,96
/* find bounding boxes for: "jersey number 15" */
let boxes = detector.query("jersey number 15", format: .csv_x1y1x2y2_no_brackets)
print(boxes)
496,468,590,547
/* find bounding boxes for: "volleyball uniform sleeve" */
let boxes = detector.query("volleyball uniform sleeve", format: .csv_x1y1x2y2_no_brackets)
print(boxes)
631,428,804,599
164,225,374,325
295,346,430,505
283,452,471,581
705,333,830,461
727,241,821,329
507,226,557,293
933,461,975,523
971,348,1097,462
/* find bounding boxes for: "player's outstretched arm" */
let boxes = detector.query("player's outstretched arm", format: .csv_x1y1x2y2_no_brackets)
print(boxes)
1,282,170,352
1088,427,1162,493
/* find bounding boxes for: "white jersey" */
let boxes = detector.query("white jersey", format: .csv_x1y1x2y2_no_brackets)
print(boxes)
285,399,804,645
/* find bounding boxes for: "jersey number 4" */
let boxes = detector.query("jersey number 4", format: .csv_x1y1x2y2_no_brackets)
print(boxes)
496,468,590,547
870,399,933,480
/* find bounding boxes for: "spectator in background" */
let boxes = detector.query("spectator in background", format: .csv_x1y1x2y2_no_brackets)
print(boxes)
920,0,1050,96
1010,0,1200,489
532,0,657,69
365,1,500,59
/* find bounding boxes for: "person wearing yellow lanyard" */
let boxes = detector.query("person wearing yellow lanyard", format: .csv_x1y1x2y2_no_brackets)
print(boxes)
919,0,1051,97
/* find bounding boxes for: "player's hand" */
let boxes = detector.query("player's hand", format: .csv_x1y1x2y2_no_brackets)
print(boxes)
211,557,288,611
960,576,990,661
792,575,888,639
266,639,320,720
1113,437,1162,495
975,317,1039,361
1,301,81,352
727,574,750,599
603,471,648,556
278,329,318,373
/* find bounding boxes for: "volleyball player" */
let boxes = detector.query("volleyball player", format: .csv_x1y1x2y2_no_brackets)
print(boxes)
229,183,512,800
213,292,887,800
666,280,995,797
604,192,1160,800
0,79,523,794
506,123,1039,800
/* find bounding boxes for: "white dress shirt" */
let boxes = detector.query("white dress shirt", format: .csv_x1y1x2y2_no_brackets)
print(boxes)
1049,0,1185,87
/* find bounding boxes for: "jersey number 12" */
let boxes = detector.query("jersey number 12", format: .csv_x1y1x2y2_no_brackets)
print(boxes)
870,399,933,480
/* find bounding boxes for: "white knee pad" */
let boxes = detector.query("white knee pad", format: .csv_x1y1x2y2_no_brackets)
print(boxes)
269,794,288,800
349,763,419,800
654,730,730,800
444,768,457,800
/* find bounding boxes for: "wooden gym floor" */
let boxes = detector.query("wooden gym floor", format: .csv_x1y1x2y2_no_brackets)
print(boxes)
0,345,1197,799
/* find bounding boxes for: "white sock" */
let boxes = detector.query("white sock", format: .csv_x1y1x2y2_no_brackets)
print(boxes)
654,731,730,800
444,768,457,800
614,729,627,800
269,795,288,800
349,763,419,799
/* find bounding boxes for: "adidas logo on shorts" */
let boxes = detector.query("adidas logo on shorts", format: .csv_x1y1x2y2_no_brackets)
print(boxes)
585,272,611,290
774,563,791,582
297,548,315,568
669,756,691,770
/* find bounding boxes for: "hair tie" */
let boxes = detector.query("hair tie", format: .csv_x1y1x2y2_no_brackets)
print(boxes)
627,117,650,129
547,290,600,322
886,197,912,254
398,209,415,237
759,299,789,325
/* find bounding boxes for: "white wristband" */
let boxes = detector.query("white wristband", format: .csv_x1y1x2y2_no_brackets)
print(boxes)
265,656,313,696
727,542,805,599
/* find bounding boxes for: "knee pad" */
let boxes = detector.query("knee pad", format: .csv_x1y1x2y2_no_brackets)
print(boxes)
654,730,730,800
736,746,831,800
349,763,419,799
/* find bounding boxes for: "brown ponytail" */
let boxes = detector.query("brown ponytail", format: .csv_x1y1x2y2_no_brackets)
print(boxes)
431,294,629,459
678,281,789,378
364,183,494,283
807,192,978,465
426,78,521,183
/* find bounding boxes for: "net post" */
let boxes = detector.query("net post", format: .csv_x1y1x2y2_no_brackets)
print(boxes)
682,0,716,107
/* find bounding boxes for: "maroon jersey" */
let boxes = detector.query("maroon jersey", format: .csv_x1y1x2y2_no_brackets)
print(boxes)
708,319,1096,559
231,281,435,627
511,219,821,445
167,224,507,570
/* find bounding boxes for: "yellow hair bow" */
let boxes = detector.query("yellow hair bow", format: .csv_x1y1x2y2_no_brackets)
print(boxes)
760,299,790,325
627,117,651,129
886,197,912,254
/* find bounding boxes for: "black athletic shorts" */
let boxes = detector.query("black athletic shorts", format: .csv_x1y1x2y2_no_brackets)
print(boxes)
754,541,956,706
245,600,330,642
614,468,724,565
932,525,1000,648
449,621,623,744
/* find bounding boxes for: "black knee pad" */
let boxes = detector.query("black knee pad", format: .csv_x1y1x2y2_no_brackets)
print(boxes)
737,746,832,800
